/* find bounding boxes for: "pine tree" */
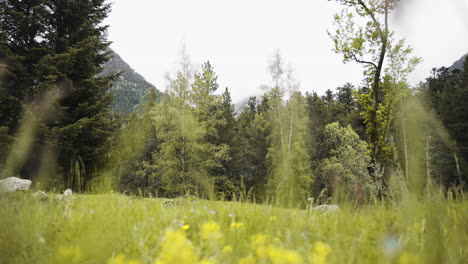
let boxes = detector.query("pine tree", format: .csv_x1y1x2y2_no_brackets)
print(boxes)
440,57,468,162
237,101,270,199
0,0,49,156
0,0,116,190
217,87,239,194
191,61,232,197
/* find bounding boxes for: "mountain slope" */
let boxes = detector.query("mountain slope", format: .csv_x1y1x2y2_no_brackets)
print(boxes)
449,54,467,71
101,49,161,114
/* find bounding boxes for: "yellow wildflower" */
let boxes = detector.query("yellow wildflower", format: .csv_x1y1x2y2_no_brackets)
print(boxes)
108,254,126,264
181,224,190,231
399,252,421,264
107,254,141,264
255,245,304,264
250,234,268,248
268,247,304,264
57,246,82,263
269,216,277,221
155,229,198,264
239,256,256,264
200,221,222,240
199,259,216,264
222,245,233,254
310,241,331,264
230,222,244,230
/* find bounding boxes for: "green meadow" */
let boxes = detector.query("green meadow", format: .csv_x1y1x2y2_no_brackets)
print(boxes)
1,191,467,264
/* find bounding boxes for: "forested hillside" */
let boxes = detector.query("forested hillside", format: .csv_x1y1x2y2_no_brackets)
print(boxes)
100,49,162,114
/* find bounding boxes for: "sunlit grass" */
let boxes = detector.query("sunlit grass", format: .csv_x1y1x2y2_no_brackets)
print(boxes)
0,191,466,264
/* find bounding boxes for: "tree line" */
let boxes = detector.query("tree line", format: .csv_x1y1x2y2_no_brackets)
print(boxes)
0,0,466,205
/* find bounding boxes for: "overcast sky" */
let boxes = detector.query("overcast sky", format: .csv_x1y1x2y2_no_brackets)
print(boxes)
105,0,468,102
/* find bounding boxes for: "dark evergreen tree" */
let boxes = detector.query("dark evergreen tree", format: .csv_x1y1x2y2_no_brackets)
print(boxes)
0,0,115,190
439,57,468,163
419,57,468,187
217,88,238,180
235,97,270,199
0,0,49,140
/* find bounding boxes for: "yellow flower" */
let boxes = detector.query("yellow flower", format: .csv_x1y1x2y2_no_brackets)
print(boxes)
239,256,256,264
399,252,421,264
250,234,268,248
181,224,190,231
230,222,244,230
200,221,222,240
313,241,331,256
269,216,277,221
254,245,304,264
199,259,216,264
268,247,304,264
310,241,331,264
155,229,198,264
108,254,126,264
107,254,141,264
57,246,82,263
222,245,233,254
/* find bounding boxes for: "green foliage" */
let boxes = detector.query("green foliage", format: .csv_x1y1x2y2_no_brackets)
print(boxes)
439,57,468,163
234,100,270,199
118,55,238,198
418,56,468,187
150,96,205,196
263,52,313,208
108,89,161,195
315,122,374,201
329,0,421,197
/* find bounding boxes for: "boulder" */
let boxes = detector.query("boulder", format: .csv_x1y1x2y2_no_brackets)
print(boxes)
33,190,49,201
313,204,340,214
0,177,32,192
63,189,73,196
57,189,73,201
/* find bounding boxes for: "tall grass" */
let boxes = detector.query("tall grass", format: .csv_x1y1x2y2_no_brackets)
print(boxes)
0,190,467,264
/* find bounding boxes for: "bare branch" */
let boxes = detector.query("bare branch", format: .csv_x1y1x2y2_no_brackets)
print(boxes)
351,54,378,69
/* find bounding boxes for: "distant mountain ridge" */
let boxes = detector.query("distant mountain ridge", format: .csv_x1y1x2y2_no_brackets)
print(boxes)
101,49,161,114
234,95,262,114
449,53,467,71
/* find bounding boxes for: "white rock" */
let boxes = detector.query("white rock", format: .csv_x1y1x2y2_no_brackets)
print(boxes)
33,190,49,200
313,204,340,214
63,189,73,196
0,177,32,192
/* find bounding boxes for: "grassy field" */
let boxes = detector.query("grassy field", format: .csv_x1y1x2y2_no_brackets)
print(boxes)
1,192,467,264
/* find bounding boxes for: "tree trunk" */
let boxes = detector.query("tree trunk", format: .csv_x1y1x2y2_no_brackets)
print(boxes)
426,136,432,190
288,103,294,152
400,98,409,181
454,152,462,185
